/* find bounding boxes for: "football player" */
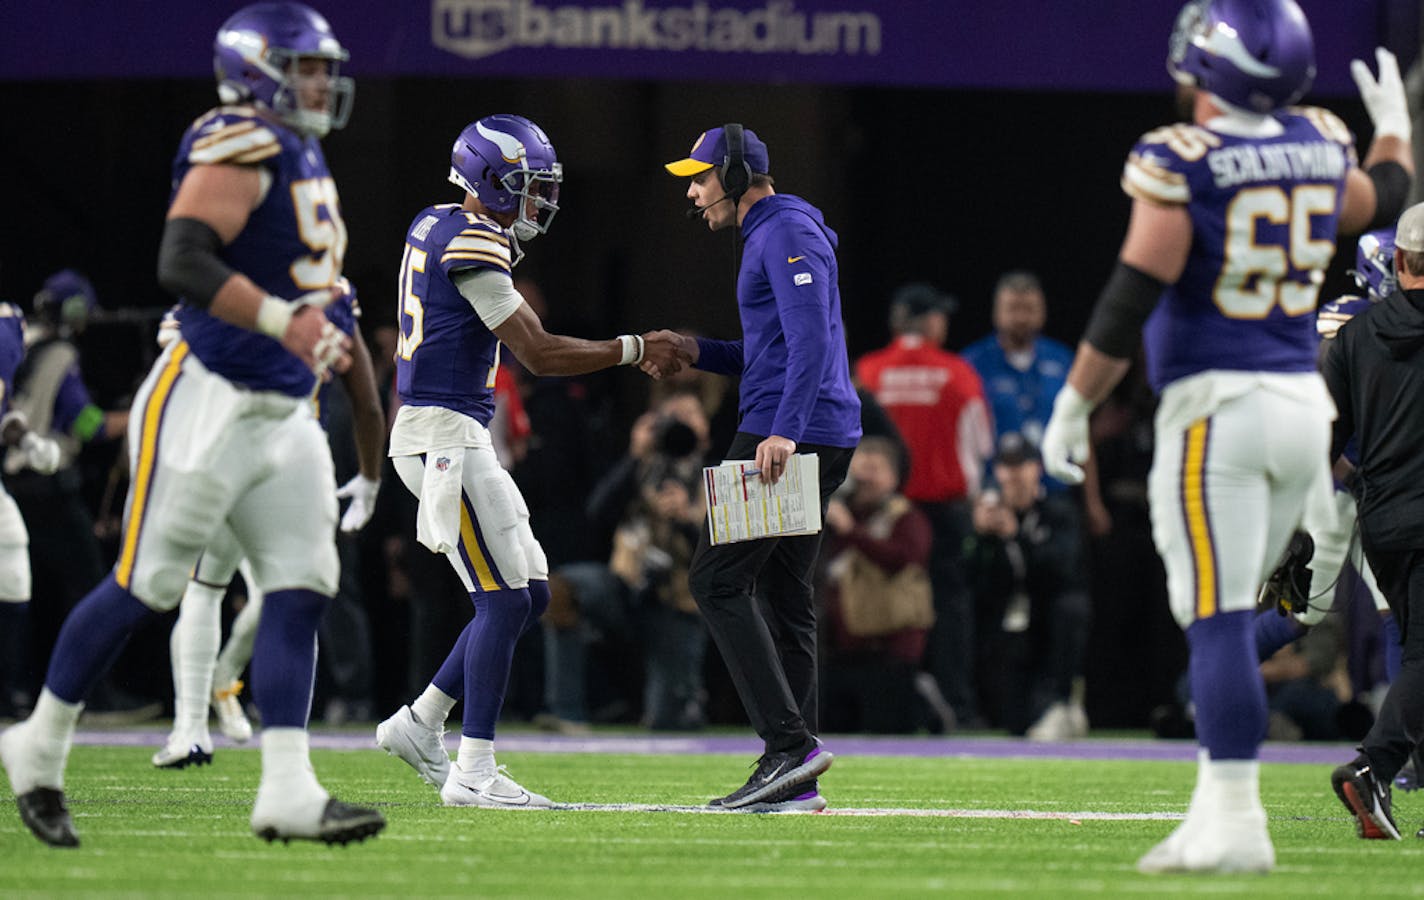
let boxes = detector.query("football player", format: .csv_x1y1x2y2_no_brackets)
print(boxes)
373,115,685,807
0,2,384,847
0,304,63,719
1041,0,1412,873
154,276,383,768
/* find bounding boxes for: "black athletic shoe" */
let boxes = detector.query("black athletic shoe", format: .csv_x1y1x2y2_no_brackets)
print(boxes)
1396,745,1424,792
15,787,79,848
709,740,834,810
255,798,386,846
1332,754,1402,840
738,778,828,813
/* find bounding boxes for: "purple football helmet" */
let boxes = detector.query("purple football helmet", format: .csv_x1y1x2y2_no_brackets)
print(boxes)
1167,0,1315,114
1350,229,1397,300
449,115,563,242
33,269,96,332
213,2,354,137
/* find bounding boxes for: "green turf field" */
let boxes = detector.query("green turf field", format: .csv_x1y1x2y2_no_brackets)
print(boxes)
3,745,1424,897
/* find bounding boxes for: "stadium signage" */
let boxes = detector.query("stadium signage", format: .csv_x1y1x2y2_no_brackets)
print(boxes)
432,0,882,61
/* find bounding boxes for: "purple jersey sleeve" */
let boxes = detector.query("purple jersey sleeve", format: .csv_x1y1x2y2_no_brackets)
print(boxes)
0,306,26,415
51,365,95,435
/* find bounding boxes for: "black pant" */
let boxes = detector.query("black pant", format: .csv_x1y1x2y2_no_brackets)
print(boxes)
1360,544,1424,779
687,433,854,754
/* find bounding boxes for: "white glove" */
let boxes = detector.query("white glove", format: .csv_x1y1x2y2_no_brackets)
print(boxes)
19,431,61,475
1040,384,1093,485
1351,47,1411,142
335,474,380,533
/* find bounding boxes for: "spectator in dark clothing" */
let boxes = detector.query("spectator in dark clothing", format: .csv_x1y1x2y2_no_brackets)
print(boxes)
965,432,1091,739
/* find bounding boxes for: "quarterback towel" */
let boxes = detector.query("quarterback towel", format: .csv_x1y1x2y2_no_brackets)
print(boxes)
416,449,464,554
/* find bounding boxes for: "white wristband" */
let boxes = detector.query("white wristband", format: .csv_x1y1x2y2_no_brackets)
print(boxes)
255,295,294,340
618,334,644,366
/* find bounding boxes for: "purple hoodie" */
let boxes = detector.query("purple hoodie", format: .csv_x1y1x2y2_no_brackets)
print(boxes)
694,193,861,448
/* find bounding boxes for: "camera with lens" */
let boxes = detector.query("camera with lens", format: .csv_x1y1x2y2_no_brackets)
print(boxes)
643,416,702,492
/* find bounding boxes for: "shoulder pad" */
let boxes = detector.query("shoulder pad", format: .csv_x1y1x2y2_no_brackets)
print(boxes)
437,213,513,274
1287,106,1355,147
1317,294,1373,339
186,106,282,166
1121,125,1221,205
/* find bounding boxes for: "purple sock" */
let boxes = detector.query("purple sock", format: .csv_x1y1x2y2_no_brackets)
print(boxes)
249,589,326,728
524,580,550,635
45,575,156,704
1253,609,1305,661
461,587,531,740
1383,612,1403,682
1188,609,1266,760
432,620,473,699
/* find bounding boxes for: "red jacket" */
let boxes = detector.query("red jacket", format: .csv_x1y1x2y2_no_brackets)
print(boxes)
856,336,992,502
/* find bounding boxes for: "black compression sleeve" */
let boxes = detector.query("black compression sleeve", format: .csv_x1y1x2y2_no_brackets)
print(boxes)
156,217,235,308
1082,262,1166,359
1366,161,1411,231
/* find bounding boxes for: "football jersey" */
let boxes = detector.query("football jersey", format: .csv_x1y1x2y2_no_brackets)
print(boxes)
0,304,26,415
394,204,515,426
1122,108,1356,391
170,105,348,398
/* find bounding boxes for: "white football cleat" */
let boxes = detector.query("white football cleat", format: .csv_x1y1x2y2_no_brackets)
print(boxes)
440,763,552,809
1137,809,1274,874
152,737,214,770
375,705,450,789
211,680,253,743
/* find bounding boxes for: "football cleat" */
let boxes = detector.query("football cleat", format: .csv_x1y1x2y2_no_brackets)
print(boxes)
440,763,552,809
212,680,253,744
375,705,450,789
1333,754,1402,840
253,797,385,845
14,787,80,848
152,741,214,770
1137,809,1274,874
709,740,834,810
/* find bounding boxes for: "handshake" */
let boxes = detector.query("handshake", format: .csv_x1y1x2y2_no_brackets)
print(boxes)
629,329,698,380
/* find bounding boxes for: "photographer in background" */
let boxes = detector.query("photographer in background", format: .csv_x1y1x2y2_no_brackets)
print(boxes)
819,436,933,733
541,390,714,732
965,432,1091,739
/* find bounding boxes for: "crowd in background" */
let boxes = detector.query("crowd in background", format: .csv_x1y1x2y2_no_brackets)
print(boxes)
0,266,1390,743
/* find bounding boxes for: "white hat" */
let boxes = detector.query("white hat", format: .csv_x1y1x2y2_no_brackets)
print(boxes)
1395,202,1424,253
